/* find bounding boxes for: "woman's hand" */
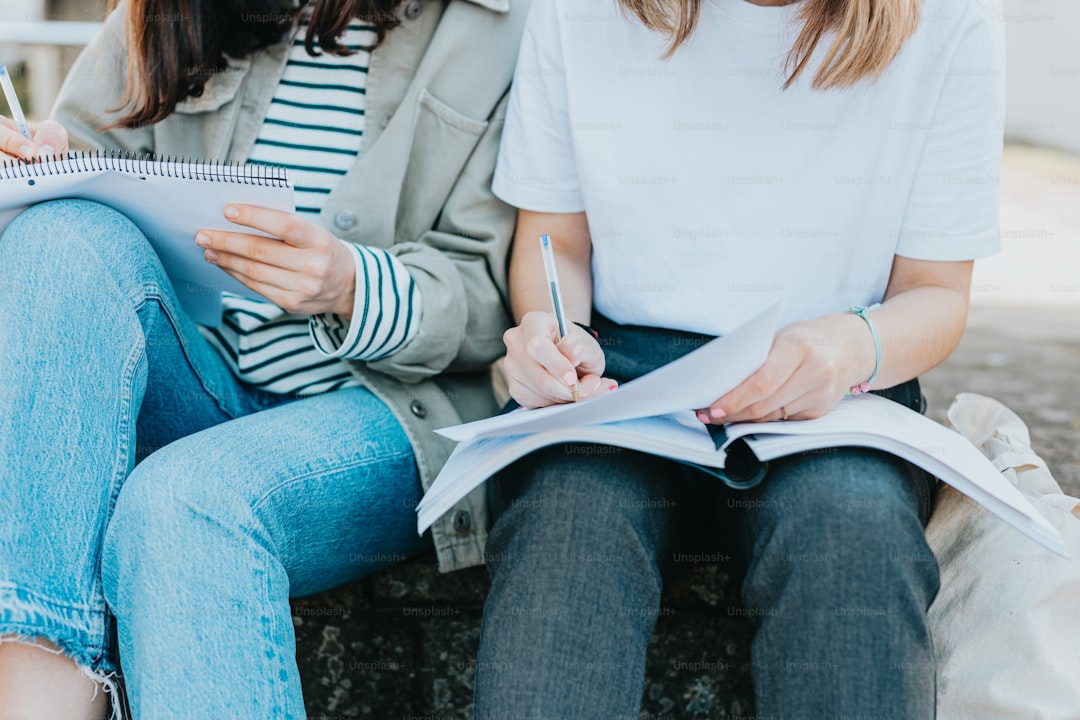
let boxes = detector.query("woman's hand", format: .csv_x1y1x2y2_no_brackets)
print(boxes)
0,118,69,162
699,313,877,424
502,311,616,408
197,205,356,317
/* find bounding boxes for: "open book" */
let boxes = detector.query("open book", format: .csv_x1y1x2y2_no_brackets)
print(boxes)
417,302,1069,558
0,152,294,326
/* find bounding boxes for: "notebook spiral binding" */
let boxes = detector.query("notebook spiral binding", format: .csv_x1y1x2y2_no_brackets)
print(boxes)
0,150,290,187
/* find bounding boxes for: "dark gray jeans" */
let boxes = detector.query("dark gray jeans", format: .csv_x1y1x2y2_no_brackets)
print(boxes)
473,316,940,719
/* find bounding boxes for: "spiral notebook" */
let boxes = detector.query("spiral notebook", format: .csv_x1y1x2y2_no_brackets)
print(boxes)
0,152,294,326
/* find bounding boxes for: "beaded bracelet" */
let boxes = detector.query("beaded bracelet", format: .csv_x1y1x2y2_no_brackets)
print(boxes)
848,304,882,395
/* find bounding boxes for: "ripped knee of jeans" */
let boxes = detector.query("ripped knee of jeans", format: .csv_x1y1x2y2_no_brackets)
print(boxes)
0,633,125,720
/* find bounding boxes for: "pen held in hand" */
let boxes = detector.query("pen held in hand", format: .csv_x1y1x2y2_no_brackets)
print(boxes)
0,65,33,141
539,233,581,402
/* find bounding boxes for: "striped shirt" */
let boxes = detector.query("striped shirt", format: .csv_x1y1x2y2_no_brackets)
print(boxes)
200,19,421,396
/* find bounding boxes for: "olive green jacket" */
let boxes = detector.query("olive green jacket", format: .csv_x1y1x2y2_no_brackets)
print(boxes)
53,0,529,572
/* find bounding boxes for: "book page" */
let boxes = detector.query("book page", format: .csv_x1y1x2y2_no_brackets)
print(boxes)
417,412,725,533
437,300,782,442
728,394,1068,557
722,394,928,444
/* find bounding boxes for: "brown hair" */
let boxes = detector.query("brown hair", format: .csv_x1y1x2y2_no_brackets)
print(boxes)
110,0,401,128
619,0,920,89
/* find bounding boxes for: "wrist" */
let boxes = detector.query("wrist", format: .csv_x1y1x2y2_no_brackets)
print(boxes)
336,284,356,320
846,305,884,392
334,242,359,320
836,311,879,389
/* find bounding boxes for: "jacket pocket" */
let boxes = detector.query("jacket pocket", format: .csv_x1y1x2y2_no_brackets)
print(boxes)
396,89,490,241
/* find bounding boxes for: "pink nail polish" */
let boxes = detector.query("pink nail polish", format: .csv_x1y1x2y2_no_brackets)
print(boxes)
608,384,618,392
697,412,710,424
562,371,577,385
710,408,727,419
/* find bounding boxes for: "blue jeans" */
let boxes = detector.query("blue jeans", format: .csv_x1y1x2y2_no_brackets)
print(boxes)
0,200,429,718
474,444,940,718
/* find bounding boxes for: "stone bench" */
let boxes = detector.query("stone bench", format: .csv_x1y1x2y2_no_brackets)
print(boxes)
292,560,755,719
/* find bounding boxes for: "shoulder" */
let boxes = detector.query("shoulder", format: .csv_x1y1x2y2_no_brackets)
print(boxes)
442,0,537,54
520,0,625,31
515,0,642,61
898,0,1004,75
915,0,1003,47
457,0,536,25
91,0,131,55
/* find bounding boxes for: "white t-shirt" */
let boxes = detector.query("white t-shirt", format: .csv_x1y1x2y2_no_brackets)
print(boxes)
493,0,1005,335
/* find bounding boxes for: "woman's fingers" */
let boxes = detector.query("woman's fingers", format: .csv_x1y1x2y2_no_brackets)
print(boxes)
520,313,606,381
30,121,69,160
504,360,615,409
700,322,850,423
0,118,36,161
203,248,296,292
555,330,605,376
707,345,801,421
214,265,294,309
223,204,322,249
503,312,609,408
578,374,617,400
200,214,356,317
519,312,580,380
714,370,811,424
502,353,575,407
197,230,295,271
698,359,844,425
0,118,71,162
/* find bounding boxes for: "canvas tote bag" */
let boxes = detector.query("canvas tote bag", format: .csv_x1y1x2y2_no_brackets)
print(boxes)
926,393,1080,719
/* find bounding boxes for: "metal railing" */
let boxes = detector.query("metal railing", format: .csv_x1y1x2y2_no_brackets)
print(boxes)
0,21,101,45
0,21,102,118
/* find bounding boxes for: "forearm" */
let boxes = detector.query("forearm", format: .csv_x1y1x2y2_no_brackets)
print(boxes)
707,257,974,423
502,210,609,407
509,210,593,323
837,259,973,391
846,285,969,390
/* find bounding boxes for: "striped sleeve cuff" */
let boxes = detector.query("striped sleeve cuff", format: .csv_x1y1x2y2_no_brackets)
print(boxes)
309,243,422,362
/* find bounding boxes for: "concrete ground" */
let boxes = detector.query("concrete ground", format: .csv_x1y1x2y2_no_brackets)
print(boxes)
922,306,1080,497
922,145,1080,498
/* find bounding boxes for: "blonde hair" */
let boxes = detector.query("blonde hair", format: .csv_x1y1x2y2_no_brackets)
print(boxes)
619,0,921,89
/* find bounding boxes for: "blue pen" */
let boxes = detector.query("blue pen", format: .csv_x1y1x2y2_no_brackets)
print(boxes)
0,65,33,141
539,234,581,402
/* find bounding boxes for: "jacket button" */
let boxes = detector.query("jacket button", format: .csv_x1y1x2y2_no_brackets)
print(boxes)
334,210,357,231
451,510,472,533
404,0,422,20
410,400,427,418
